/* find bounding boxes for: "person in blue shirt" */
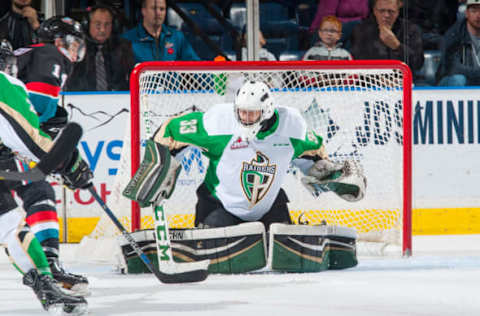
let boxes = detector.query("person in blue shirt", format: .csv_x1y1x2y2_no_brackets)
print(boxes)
122,0,200,63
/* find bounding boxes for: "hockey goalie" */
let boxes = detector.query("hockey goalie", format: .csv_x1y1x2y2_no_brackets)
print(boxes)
123,80,367,273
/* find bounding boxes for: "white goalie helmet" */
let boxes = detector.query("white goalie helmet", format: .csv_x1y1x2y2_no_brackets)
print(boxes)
234,80,275,140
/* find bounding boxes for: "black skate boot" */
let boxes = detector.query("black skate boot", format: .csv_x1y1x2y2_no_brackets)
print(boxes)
23,269,88,315
48,257,90,296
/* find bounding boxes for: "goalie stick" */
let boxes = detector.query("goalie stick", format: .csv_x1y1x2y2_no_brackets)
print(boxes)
88,186,209,284
152,201,210,281
0,122,83,182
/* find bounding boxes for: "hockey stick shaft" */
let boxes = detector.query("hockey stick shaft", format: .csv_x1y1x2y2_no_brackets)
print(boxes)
0,122,83,182
153,203,210,280
88,186,208,283
87,186,166,282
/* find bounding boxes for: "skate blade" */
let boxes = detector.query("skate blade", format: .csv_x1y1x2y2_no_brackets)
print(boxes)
59,283,91,297
47,303,88,316
63,302,88,316
70,283,91,297
47,304,64,316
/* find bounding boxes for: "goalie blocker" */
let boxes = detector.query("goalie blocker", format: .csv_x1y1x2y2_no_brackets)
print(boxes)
123,139,181,207
118,222,357,274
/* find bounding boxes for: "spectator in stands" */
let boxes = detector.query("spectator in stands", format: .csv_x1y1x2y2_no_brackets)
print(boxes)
436,0,480,86
303,16,352,61
309,0,369,49
0,0,41,49
240,27,277,61
0,2,10,18
66,4,135,91
350,0,424,73
403,0,459,50
122,0,200,63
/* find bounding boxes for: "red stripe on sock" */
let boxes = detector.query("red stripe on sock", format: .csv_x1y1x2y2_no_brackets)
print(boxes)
25,210,58,225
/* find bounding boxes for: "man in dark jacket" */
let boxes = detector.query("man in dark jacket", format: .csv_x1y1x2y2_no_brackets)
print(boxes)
0,0,40,50
122,0,200,63
403,0,459,50
436,0,480,86
350,0,424,73
66,4,135,91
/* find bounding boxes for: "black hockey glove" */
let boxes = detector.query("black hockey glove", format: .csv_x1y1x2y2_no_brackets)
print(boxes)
40,107,69,139
60,149,93,190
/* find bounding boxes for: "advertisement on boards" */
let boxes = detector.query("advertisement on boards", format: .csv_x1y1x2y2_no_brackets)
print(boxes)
61,93,130,240
60,88,480,240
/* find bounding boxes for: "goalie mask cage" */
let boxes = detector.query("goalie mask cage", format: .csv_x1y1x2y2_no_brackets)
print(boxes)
94,60,412,257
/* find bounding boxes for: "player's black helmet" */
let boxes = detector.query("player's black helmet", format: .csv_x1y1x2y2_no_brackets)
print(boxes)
37,16,86,62
0,40,18,77
37,16,84,42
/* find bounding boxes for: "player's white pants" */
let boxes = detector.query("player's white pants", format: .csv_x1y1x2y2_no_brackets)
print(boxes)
0,208,36,273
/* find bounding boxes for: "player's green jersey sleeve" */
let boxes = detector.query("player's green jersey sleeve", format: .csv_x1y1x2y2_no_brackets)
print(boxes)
153,111,232,157
0,73,45,132
290,129,326,160
0,72,52,159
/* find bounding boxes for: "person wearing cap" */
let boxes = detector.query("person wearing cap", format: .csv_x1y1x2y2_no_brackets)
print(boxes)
436,0,480,86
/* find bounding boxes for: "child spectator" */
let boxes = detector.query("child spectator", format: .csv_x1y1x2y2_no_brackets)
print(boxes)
303,16,352,61
309,0,369,49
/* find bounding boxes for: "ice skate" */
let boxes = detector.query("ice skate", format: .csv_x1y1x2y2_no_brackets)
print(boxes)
48,258,90,296
23,269,88,315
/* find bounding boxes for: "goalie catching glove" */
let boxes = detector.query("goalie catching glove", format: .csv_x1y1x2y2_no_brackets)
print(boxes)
123,139,181,207
301,159,366,202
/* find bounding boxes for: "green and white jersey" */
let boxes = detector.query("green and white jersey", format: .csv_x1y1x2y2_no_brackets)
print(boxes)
154,104,324,221
0,71,52,161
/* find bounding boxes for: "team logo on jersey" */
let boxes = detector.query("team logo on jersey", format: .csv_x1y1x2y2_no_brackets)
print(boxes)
230,136,249,150
241,152,277,208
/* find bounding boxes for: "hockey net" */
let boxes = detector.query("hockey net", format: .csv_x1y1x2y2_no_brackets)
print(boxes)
86,60,412,258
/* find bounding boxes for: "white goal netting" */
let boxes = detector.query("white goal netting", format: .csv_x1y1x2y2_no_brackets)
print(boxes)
84,61,412,258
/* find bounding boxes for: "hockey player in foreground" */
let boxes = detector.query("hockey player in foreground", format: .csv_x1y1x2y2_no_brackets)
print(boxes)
0,42,92,314
13,16,91,293
125,80,367,273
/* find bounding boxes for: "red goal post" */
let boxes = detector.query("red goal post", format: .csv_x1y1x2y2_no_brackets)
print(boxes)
128,60,412,256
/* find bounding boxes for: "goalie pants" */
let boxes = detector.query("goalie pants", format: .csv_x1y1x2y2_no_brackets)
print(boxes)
195,183,292,229
0,148,59,259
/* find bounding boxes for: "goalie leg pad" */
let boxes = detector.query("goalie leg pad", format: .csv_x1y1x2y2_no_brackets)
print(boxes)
269,223,358,272
170,222,267,274
118,230,159,274
123,139,181,207
118,223,267,274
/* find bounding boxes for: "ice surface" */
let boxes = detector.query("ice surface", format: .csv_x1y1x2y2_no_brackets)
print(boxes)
1,235,479,316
